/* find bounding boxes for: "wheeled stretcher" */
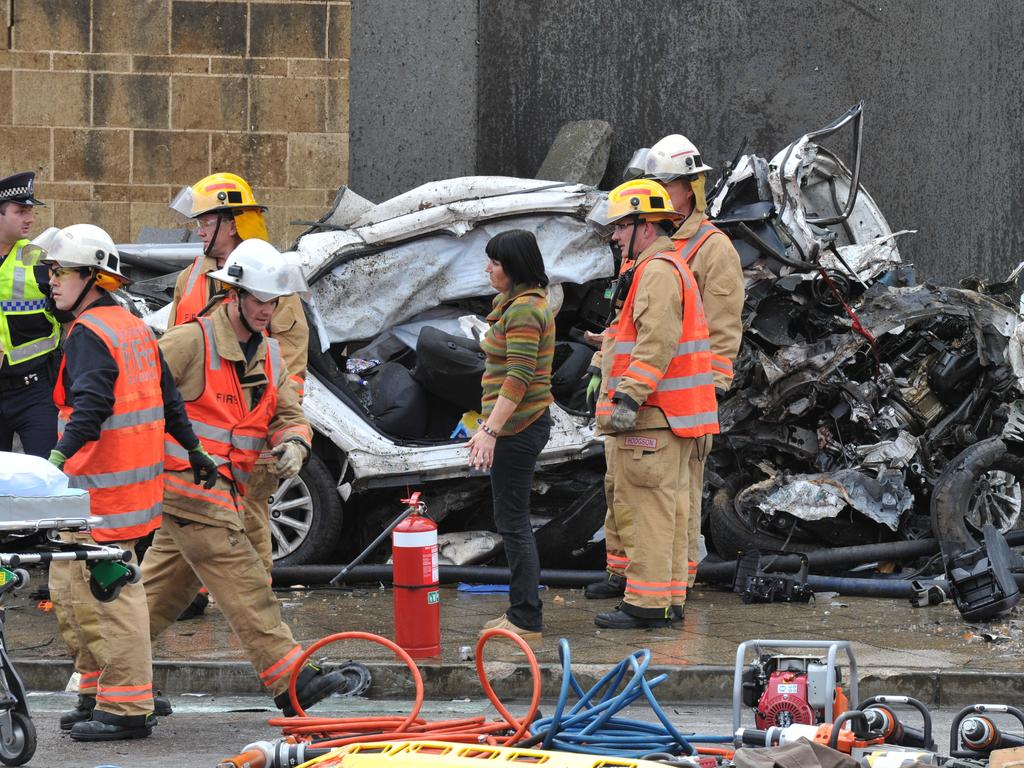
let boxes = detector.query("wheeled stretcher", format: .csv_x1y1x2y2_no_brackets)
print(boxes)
0,489,139,765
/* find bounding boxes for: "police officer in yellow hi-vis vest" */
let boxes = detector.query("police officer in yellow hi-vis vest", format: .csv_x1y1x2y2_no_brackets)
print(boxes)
0,171,60,458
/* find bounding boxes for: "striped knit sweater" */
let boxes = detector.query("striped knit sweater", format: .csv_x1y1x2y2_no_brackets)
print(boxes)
480,284,555,435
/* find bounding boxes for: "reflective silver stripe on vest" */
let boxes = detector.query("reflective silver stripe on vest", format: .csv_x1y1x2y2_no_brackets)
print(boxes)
233,466,251,485
92,503,161,532
5,333,58,363
165,439,228,467
59,405,164,434
11,258,25,299
188,420,266,451
655,372,716,391
614,339,710,356
184,256,204,294
198,316,221,371
666,411,720,429
266,337,282,385
67,461,163,490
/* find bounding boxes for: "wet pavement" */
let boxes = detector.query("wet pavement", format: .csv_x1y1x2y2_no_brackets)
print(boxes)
13,694,997,768
7,580,1023,682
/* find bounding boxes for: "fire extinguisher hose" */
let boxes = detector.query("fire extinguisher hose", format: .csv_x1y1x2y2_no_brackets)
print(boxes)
517,639,733,759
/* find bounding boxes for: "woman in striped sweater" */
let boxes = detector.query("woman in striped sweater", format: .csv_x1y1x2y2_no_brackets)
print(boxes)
467,229,555,644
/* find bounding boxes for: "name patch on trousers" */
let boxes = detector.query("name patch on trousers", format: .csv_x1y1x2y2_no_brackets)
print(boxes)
623,436,658,449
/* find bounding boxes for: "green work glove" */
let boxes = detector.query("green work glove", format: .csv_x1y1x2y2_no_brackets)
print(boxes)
584,367,602,411
47,449,67,470
187,443,218,489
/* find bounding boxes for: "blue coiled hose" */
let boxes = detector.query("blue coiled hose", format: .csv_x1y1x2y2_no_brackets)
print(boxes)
520,639,732,757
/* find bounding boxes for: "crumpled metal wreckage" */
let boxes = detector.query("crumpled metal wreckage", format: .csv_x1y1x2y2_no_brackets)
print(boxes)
117,103,1024,568
705,102,1024,557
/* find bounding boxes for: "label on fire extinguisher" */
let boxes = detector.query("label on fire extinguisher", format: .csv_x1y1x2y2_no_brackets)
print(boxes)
427,590,439,604
423,544,438,582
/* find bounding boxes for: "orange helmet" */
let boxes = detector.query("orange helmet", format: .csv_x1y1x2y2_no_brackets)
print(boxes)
170,172,269,241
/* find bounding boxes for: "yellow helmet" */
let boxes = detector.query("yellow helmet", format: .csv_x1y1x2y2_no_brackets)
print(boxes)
587,179,681,231
170,172,269,241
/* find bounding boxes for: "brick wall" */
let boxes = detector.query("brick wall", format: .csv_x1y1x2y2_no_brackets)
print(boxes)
0,0,350,248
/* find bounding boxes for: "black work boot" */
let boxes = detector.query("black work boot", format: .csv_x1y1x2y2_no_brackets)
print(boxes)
59,693,96,730
69,709,154,741
584,573,626,600
670,605,684,624
176,591,209,621
274,663,349,717
595,602,672,630
153,692,173,717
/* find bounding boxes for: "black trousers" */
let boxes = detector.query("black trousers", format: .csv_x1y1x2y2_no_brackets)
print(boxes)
490,409,551,632
0,373,57,458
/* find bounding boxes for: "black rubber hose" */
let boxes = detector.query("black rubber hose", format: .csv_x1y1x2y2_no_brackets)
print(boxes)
272,565,606,587
272,531,1024,597
698,530,1024,582
271,564,941,598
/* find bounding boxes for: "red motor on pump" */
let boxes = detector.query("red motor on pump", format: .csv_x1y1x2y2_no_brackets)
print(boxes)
742,654,849,729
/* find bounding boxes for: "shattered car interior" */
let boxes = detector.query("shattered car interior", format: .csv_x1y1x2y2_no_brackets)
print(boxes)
705,102,1023,560
121,103,1024,579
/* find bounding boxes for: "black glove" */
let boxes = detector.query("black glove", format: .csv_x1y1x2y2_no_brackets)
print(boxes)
609,394,640,432
188,444,218,489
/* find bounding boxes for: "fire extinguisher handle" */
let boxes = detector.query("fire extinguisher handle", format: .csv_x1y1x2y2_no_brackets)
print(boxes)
328,501,420,585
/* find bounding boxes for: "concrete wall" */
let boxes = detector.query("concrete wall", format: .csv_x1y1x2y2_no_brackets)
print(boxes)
473,1,1024,285
349,0,478,203
0,0,350,248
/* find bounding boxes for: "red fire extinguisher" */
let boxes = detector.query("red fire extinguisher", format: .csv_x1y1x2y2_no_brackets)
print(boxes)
392,492,440,658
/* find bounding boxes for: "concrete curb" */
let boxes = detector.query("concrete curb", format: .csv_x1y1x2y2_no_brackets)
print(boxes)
11,658,1021,707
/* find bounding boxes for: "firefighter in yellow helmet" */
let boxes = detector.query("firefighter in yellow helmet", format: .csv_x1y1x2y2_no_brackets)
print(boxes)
166,172,309,609
583,179,722,629
585,139,744,621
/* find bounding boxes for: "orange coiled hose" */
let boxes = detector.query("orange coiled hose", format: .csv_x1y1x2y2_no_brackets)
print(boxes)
267,628,542,748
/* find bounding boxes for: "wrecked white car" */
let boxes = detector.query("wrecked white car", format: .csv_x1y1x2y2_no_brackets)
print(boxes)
126,178,615,567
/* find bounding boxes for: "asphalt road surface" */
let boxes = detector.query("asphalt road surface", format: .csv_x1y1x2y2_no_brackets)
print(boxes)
21,694,971,768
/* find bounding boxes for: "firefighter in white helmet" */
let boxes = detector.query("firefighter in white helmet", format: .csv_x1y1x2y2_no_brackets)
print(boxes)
585,135,744,624
142,239,348,715
32,223,213,740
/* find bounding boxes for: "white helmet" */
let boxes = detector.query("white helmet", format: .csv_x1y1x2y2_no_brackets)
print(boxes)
207,239,309,303
644,134,713,181
26,224,129,286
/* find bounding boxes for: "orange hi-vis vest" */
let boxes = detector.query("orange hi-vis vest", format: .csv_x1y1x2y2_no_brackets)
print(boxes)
54,306,165,542
674,220,734,385
163,315,282,502
174,257,306,398
599,232,720,438
174,256,211,326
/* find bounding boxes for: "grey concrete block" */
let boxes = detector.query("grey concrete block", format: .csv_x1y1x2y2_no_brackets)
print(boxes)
536,120,613,186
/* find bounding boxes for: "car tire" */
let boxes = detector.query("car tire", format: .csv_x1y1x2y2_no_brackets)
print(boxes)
930,437,1024,547
271,453,344,567
708,477,820,560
